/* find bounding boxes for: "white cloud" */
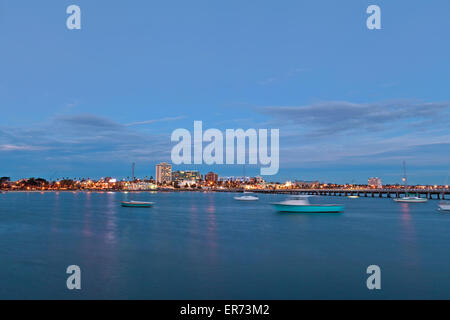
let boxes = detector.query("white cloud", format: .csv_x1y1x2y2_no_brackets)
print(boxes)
125,116,186,127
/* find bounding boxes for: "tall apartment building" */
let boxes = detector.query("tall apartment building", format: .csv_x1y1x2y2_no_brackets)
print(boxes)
205,172,218,184
156,162,172,184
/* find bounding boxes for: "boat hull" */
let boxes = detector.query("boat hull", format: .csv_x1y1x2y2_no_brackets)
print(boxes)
234,196,259,201
273,204,344,213
439,203,450,211
121,201,154,208
393,198,428,203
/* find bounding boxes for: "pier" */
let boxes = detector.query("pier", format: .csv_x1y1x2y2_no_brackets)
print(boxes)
251,188,449,200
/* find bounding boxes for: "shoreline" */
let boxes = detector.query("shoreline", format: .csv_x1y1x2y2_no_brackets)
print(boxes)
1,188,448,200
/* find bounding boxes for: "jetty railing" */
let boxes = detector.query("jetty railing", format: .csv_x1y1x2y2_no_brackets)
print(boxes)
247,188,449,200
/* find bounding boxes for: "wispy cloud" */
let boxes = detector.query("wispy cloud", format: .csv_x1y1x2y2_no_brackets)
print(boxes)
1,101,448,182
125,116,186,127
0,114,173,164
57,114,122,129
257,100,450,170
261,100,450,137
0,144,47,151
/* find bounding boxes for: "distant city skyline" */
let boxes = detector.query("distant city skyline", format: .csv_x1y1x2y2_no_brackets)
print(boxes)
0,1,449,184
1,162,446,186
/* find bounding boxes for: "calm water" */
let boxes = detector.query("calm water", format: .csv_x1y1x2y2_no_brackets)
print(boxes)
0,191,449,299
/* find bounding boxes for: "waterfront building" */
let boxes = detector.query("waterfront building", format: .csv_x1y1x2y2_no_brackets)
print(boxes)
178,180,199,188
294,180,320,188
127,182,157,191
156,162,172,184
205,172,218,184
368,177,382,188
172,170,202,183
254,176,265,184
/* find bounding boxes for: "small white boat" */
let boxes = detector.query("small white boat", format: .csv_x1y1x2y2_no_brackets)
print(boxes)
394,162,428,203
234,195,259,201
394,195,428,203
121,201,154,208
234,192,259,201
437,176,449,211
438,201,450,211
348,195,359,199
121,163,154,208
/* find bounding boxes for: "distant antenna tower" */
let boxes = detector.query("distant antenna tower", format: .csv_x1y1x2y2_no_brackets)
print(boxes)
402,160,408,190
132,162,135,181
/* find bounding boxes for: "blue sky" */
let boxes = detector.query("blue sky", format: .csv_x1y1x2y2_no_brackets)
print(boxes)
0,0,449,184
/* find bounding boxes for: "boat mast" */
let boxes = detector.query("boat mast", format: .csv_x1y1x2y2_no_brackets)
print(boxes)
402,161,408,193
131,162,135,199
443,174,449,202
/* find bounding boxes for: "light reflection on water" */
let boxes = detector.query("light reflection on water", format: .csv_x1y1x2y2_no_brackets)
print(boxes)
105,192,118,244
206,194,217,262
399,203,419,268
82,192,93,238
0,191,449,299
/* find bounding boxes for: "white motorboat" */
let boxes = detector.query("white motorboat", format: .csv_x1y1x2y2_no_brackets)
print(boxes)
272,195,344,213
438,202,450,211
234,192,259,201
